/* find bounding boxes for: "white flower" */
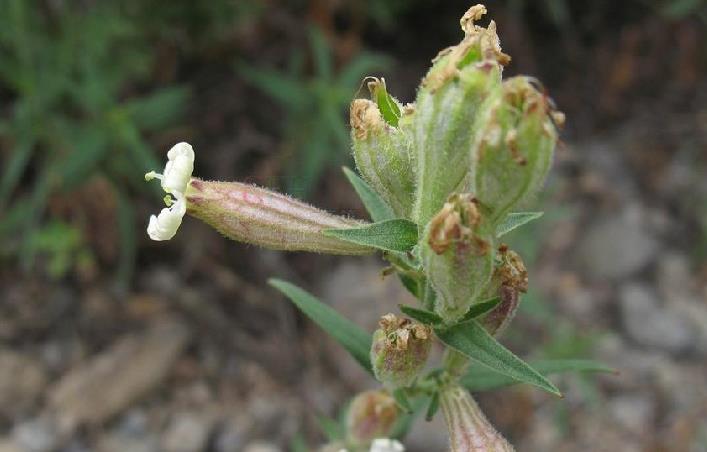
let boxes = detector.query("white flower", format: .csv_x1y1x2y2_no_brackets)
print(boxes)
369,439,404,452
147,197,186,241
145,142,194,241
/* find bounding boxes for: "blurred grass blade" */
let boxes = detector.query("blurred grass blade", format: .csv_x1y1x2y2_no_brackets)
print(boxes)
435,320,562,396
342,166,394,222
0,137,34,207
399,305,443,326
496,212,543,237
324,219,418,253
122,86,189,132
269,278,373,374
460,359,616,392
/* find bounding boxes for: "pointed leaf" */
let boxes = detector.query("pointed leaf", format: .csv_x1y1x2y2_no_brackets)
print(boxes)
392,388,413,413
269,279,373,374
399,305,443,326
373,84,401,127
342,166,394,222
324,219,418,253
398,274,421,298
496,212,544,237
461,359,616,392
459,296,501,322
435,320,562,396
425,392,440,421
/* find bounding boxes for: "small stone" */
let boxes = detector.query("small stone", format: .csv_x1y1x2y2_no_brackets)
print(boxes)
620,283,694,353
11,418,58,452
607,394,655,434
161,412,213,452
96,432,159,452
242,442,281,452
48,319,191,431
578,206,660,279
0,350,47,418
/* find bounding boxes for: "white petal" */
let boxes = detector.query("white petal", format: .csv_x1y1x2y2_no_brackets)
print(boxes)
370,439,404,452
147,197,186,241
162,142,194,195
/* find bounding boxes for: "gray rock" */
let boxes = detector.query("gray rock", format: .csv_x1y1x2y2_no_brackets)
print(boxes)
96,432,159,452
161,412,213,452
48,319,191,432
578,206,661,279
620,283,694,353
0,350,47,418
607,394,655,434
242,442,281,452
11,418,58,452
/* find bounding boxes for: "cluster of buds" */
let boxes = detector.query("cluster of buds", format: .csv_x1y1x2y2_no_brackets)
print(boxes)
370,314,432,388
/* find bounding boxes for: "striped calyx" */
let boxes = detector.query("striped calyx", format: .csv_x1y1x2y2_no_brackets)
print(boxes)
440,385,514,452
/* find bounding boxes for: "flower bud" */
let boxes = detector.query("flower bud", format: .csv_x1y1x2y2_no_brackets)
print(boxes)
421,194,495,322
469,76,560,225
184,179,373,255
479,245,528,336
370,314,432,388
350,79,415,218
412,5,509,225
346,390,398,447
440,385,514,452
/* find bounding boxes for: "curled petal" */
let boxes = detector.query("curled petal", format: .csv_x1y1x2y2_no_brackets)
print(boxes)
162,142,194,195
147,197,186,241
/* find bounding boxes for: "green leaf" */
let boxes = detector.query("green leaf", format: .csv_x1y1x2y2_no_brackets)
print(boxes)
496,212,544,237
324,219,418,253
390,396,426,439
317,415,343,441
461,359,616,392
435,320,562,396
342,166,394,222
425,392,440,421
459,296,501,322
392,388,413,413
397,273,421,298
373,82,401,127
399,305,443,326
269,279,373,374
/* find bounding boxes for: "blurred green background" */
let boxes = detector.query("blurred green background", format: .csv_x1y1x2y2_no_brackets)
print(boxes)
0,1,706,451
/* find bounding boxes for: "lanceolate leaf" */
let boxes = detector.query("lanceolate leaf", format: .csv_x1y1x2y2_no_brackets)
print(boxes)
435,320,561,396
459,296,501,322
342,166,395,222
399,304,443,326
460,359,616,392
496,211,544,237
324,219,418,253
269,279,373,374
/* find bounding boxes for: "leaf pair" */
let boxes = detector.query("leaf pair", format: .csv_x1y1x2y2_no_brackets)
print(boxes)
270,278,613,398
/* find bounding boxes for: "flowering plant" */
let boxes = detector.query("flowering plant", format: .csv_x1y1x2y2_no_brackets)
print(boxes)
145,5,611,451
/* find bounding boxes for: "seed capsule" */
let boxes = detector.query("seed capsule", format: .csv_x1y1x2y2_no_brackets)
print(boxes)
422,194,495,322
370,314,432,388
346,390,399,447
350,78,415,218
